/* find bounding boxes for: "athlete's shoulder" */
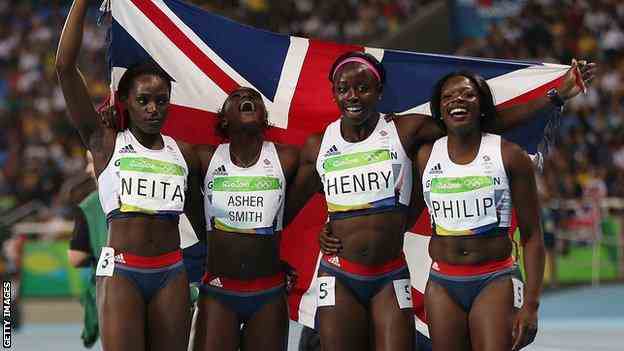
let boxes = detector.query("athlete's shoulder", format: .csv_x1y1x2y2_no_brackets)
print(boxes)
193,144,217,157
500,137,533,173
415,143,434,173
274,143,300,170
298,133,323,164
273,144,299,179
274,143,300,158
393,113,430,133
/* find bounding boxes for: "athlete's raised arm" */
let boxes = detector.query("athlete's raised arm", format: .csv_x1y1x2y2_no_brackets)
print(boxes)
55,0,106,150
487,60,596,133
392,60,596,155
283,134,323,227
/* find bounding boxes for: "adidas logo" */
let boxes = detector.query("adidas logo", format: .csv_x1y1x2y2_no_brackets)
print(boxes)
114,254,126,264
429,163,443,174
119,144,136,154
213,165,228,176
379,130,388,136
328,256,341,267
325,145,340,157
209,277,223,288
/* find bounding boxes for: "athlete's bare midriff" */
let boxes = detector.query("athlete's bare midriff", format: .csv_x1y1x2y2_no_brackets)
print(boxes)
208,229,282,280
429,234,513,265
108,217,180,256
329,210,407,266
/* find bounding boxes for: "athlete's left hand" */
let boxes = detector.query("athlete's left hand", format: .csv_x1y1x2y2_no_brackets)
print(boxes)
100,105,118,130
558,59,597,100
283,261,298,294
512,304,539,351
319,224,342,255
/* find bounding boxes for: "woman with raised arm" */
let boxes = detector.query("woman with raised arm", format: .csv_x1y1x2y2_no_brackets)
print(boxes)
417,71,545,351
192,87,299,351
56,1,203,350
286,51,593,351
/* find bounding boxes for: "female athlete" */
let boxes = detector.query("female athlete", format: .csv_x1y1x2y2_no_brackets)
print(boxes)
192,87,299,351
56,1,203,349
418,71,545,351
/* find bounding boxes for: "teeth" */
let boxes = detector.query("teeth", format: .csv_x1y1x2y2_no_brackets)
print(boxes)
240,101,255,112
450,108,467,115
346,106,363,112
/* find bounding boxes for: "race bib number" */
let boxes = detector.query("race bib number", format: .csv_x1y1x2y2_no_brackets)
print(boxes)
96,247,115,277
317,276,336,307
393,279,413,309
512,277,524,308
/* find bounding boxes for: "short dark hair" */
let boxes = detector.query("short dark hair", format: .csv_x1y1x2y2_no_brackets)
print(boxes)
328,51,386,85
215,87,270,139
117,60,173,100
430,71,496,131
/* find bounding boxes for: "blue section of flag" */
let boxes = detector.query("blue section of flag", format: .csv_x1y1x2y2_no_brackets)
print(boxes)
110,20,153,71
163,0,289,100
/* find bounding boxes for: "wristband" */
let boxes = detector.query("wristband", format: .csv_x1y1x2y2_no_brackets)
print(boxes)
547,88,565,111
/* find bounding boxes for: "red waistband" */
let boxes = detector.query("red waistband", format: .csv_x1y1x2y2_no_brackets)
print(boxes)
322,254,407,277
201,272,285,293
431,256,514,276
115,250,182,269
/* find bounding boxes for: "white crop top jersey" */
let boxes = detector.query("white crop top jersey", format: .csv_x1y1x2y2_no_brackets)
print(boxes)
422,133,512,237
97,129,188,220
204,142,286,235
316,116,412,220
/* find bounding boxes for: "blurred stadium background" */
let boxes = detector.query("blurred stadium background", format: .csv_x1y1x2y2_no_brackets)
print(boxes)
1,0,622,350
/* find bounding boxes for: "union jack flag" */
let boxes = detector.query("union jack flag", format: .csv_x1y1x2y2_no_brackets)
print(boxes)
107,0,570,336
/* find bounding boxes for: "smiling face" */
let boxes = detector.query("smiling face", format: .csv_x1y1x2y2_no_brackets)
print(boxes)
439,75,482,135
125,74,171,135
332,63,381,126
220,87,267,136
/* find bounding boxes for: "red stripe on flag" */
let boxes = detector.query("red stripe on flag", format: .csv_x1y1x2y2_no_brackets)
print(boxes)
411,287,428,323
162,104,222,145
287,40,363,137
497,76,564,108
281,195,326,320
408,209,432,236
131,0,240,94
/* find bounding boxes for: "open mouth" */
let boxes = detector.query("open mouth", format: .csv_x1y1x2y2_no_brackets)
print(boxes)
345,105,364,114
448,107,469,119
239,100,256,113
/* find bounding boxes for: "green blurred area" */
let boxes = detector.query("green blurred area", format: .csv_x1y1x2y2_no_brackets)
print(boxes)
514,214,622,285
21,240,89,298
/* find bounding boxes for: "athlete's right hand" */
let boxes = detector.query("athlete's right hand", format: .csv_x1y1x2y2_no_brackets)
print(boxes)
511,304,538,351
318,224,342,255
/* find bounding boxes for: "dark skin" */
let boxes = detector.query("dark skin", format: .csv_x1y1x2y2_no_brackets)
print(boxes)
286,63,415,351
415,76,545,351
56,1,203,350
296,59,592,351
193,87,299,351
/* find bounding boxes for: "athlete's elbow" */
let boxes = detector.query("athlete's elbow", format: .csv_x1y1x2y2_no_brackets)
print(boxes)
54,54,75,75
